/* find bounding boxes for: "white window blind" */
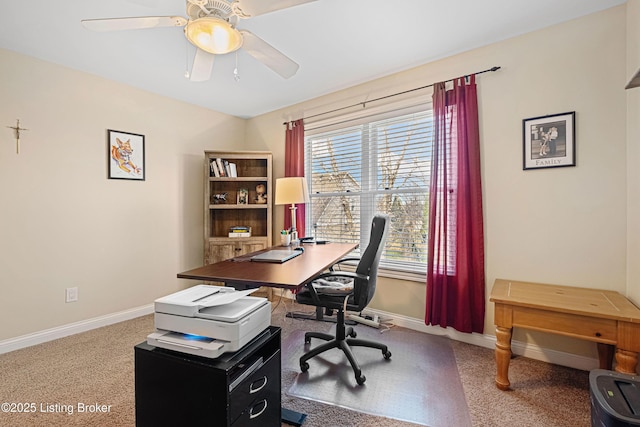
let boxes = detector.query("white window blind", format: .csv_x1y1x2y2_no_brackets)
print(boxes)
305,107,433,273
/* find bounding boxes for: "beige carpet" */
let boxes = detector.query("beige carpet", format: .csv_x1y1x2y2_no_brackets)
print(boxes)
452,338,590,426
0,299,592,426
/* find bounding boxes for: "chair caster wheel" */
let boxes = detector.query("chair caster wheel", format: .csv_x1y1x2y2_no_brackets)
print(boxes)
300,362,309,373
350,330,357,338
383,350,392,359
356,374,366,385
304,337,311,344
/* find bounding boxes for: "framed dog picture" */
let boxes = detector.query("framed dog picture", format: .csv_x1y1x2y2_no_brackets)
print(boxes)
523,112,575,170
108,129,145,180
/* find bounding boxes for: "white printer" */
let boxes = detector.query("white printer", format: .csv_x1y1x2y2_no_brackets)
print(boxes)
147,285,271,358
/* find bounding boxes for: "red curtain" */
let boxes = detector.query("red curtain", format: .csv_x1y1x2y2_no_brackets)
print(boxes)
425,75,485,334
284,119,306,238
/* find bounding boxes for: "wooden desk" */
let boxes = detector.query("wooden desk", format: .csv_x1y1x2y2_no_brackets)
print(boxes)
176,243,357,424
178,242,358,291
490,278,640,390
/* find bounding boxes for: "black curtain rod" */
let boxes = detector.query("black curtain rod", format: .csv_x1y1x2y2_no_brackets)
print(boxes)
283,66,501,125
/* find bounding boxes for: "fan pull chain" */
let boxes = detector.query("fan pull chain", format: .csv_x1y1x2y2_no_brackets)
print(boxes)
184,39,190,79
233,52,240,82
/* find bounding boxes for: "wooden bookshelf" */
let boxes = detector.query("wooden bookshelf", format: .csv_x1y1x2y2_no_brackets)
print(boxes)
204,151,273,299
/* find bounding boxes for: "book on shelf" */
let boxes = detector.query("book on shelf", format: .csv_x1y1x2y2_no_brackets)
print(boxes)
229,226,251,238
210,159,220,177
215,158,226,177
228,162,237,177
211,158,238,178
229,231,251,237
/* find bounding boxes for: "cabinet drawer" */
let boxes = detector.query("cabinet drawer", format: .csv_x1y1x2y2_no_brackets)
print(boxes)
230,393,281,427
513,307,617,342
229,350,281,424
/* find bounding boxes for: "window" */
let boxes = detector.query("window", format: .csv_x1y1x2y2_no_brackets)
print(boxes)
305,107,433,273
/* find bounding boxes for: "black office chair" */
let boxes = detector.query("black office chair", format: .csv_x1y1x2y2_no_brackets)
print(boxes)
295,214,391,385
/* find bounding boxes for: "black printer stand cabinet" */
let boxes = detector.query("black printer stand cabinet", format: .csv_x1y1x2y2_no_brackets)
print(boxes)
135,327,281,427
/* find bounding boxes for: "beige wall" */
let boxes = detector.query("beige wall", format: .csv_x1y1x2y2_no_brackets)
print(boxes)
0,49,246,341
0,4,634,364
626,0,640,305
247,5,629,356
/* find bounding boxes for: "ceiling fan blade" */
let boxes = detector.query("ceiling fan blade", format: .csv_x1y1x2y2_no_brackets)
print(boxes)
81,16,187,32
190,48,215,82
232,0,317,18
240,30,299,79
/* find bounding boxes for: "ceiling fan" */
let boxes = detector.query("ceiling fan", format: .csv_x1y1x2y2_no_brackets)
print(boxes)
81,0,316,82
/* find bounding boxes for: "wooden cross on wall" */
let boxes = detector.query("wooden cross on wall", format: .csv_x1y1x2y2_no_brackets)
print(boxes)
7,119,28,154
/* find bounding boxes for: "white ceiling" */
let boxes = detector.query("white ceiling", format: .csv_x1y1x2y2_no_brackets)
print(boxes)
0,0,626,119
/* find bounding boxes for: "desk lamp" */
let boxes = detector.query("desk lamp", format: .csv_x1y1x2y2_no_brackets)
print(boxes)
275,177,310,244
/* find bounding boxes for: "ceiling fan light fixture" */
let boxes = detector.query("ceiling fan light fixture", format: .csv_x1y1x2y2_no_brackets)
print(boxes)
185,17,242,54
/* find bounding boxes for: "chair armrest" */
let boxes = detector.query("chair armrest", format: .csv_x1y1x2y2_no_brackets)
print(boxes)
315,271,369,282
330,257,360,271
334,257,361,264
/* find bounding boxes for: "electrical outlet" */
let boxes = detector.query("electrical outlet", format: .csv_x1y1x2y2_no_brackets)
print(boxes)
65,287,78,303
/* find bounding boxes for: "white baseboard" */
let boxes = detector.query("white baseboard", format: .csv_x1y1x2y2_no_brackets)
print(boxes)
1,301,601,372
0,304,154,355
362,308,600,372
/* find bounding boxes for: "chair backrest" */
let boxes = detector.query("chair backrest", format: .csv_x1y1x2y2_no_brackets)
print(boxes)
352,214,390,310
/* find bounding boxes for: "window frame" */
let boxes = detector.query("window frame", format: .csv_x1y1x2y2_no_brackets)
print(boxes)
304,101,432,276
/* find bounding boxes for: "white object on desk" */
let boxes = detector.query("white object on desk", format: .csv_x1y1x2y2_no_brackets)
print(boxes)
275,177,310,243
148,285,270,358
250,249,301,263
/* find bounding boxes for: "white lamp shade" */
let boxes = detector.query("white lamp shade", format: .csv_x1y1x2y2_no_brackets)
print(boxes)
184,17,243,55
275,177,310,205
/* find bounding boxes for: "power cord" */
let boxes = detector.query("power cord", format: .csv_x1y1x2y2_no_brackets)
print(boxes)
351,310,395,333
278,293,321,322
271,290,284,314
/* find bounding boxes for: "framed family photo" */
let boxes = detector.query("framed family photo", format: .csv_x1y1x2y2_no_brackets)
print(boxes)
523,112,575,170
237,188,249,205
108,129,145,180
